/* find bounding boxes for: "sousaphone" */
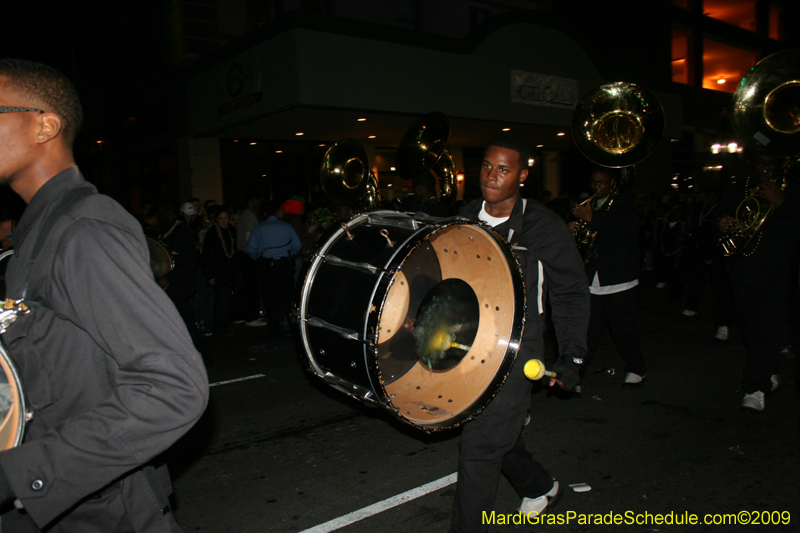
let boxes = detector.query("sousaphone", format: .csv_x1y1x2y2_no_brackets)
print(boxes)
720,50,800,256
395,112,456,205
570,82,665,263
320,138,381,211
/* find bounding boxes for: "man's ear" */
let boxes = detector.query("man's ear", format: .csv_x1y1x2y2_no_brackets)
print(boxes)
37,112,63,143
519,168,529,185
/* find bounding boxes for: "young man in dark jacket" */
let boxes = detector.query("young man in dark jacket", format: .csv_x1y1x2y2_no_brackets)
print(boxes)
0,58,208,532
572,168,647,389
452,134,589,532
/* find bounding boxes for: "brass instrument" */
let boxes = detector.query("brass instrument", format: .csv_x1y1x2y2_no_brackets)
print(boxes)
319,138,381,210
395,112,456,205
571,192,600,265
571,82,665,264
719,50,800,257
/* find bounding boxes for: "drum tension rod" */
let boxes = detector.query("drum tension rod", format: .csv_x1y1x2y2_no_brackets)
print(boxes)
380,229,395,247
341,223,354,240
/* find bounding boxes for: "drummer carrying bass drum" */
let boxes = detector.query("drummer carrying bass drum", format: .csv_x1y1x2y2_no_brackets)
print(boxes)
451,134,589,533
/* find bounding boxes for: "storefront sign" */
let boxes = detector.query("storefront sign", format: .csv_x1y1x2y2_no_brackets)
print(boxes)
511,70,578,109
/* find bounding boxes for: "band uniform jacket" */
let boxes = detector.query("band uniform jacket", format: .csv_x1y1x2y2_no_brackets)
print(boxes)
719,176,800,279
0,168,209,531
584,191,640,286
460,198,589,378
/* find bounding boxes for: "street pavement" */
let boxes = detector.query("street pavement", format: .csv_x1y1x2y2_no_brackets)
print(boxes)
168,272,799,532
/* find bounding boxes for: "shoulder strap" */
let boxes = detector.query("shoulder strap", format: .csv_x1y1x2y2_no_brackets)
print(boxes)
23,187,94,299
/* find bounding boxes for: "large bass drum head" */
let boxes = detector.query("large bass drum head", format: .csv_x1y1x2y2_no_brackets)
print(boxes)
0,249,13,302
372,222,524,430
299,214,525,432
146,237,173,280
0,339,26,450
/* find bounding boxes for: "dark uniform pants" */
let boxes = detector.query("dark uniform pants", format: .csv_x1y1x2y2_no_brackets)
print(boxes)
257,257,295,336
584,288,646,376
451,373,552,533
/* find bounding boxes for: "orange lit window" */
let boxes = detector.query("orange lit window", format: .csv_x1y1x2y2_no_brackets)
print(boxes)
703,0,756,32
672,28,693,85
702,39,759,93
769,4,784,41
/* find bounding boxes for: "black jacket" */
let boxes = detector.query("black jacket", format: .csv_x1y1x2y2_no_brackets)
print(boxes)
460,198,589,366
0,168,208,531
201,225,237,284
719,177,800,279
585,191,640,286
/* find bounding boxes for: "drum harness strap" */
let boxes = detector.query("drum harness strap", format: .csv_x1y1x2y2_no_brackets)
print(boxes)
505,199,544,316
0,186,172,515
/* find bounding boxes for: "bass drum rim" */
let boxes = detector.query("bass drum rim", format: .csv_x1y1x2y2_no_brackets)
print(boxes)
297,212,526,433
145,237,174,280
0,338,26,450
368,219,526,431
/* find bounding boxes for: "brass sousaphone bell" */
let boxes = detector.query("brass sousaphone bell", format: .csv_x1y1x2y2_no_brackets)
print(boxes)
570,82,665,263
395,112,456,205
720,50,800,257
320,138,381,210
572,82,665,168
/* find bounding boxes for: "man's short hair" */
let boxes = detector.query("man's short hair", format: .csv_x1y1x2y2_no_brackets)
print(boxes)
591,167,619,181
485,134,531,169
0,58,83,146
263,200,282,217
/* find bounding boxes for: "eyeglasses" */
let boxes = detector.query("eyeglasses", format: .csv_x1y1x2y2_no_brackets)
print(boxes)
590,180,610,186
0,106,44,114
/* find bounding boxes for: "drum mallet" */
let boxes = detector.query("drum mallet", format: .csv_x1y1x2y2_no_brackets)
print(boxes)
523,359,557,381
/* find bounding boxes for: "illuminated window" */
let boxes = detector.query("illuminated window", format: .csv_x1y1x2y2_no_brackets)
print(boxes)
672,28,693,85
702,38,759,93
703,0,756,32
769,4,784,41
702,0,784,41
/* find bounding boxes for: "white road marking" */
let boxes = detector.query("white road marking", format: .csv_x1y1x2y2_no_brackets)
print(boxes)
208,374,266,387
299,472,458,533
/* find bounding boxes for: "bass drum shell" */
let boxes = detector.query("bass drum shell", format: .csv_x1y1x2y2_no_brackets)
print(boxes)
146,237,174,280
0,249,13,302
297,211,525,432
0,338,26,450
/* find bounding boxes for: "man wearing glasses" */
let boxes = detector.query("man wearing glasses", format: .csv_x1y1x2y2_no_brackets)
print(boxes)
0,59,208,531
571,168,646,390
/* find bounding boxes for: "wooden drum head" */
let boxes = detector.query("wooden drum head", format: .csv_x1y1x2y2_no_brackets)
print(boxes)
0,340,25,450
373,222,524,431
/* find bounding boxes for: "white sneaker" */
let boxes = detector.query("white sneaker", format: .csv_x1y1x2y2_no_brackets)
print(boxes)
770,374,779,392
715,326,729,342
623,372,645,388
245,318,267,327
519,481,561,516
682,309,698,317
742,391,765,412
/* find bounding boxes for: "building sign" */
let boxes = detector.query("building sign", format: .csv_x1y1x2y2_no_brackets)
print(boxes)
216,53,263,115
511,70,578,109
218,92,263,115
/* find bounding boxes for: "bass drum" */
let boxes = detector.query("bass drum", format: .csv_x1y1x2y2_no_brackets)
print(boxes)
0,249,13,301
297,211,525,432
0,338,26,450
146,237,173,280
